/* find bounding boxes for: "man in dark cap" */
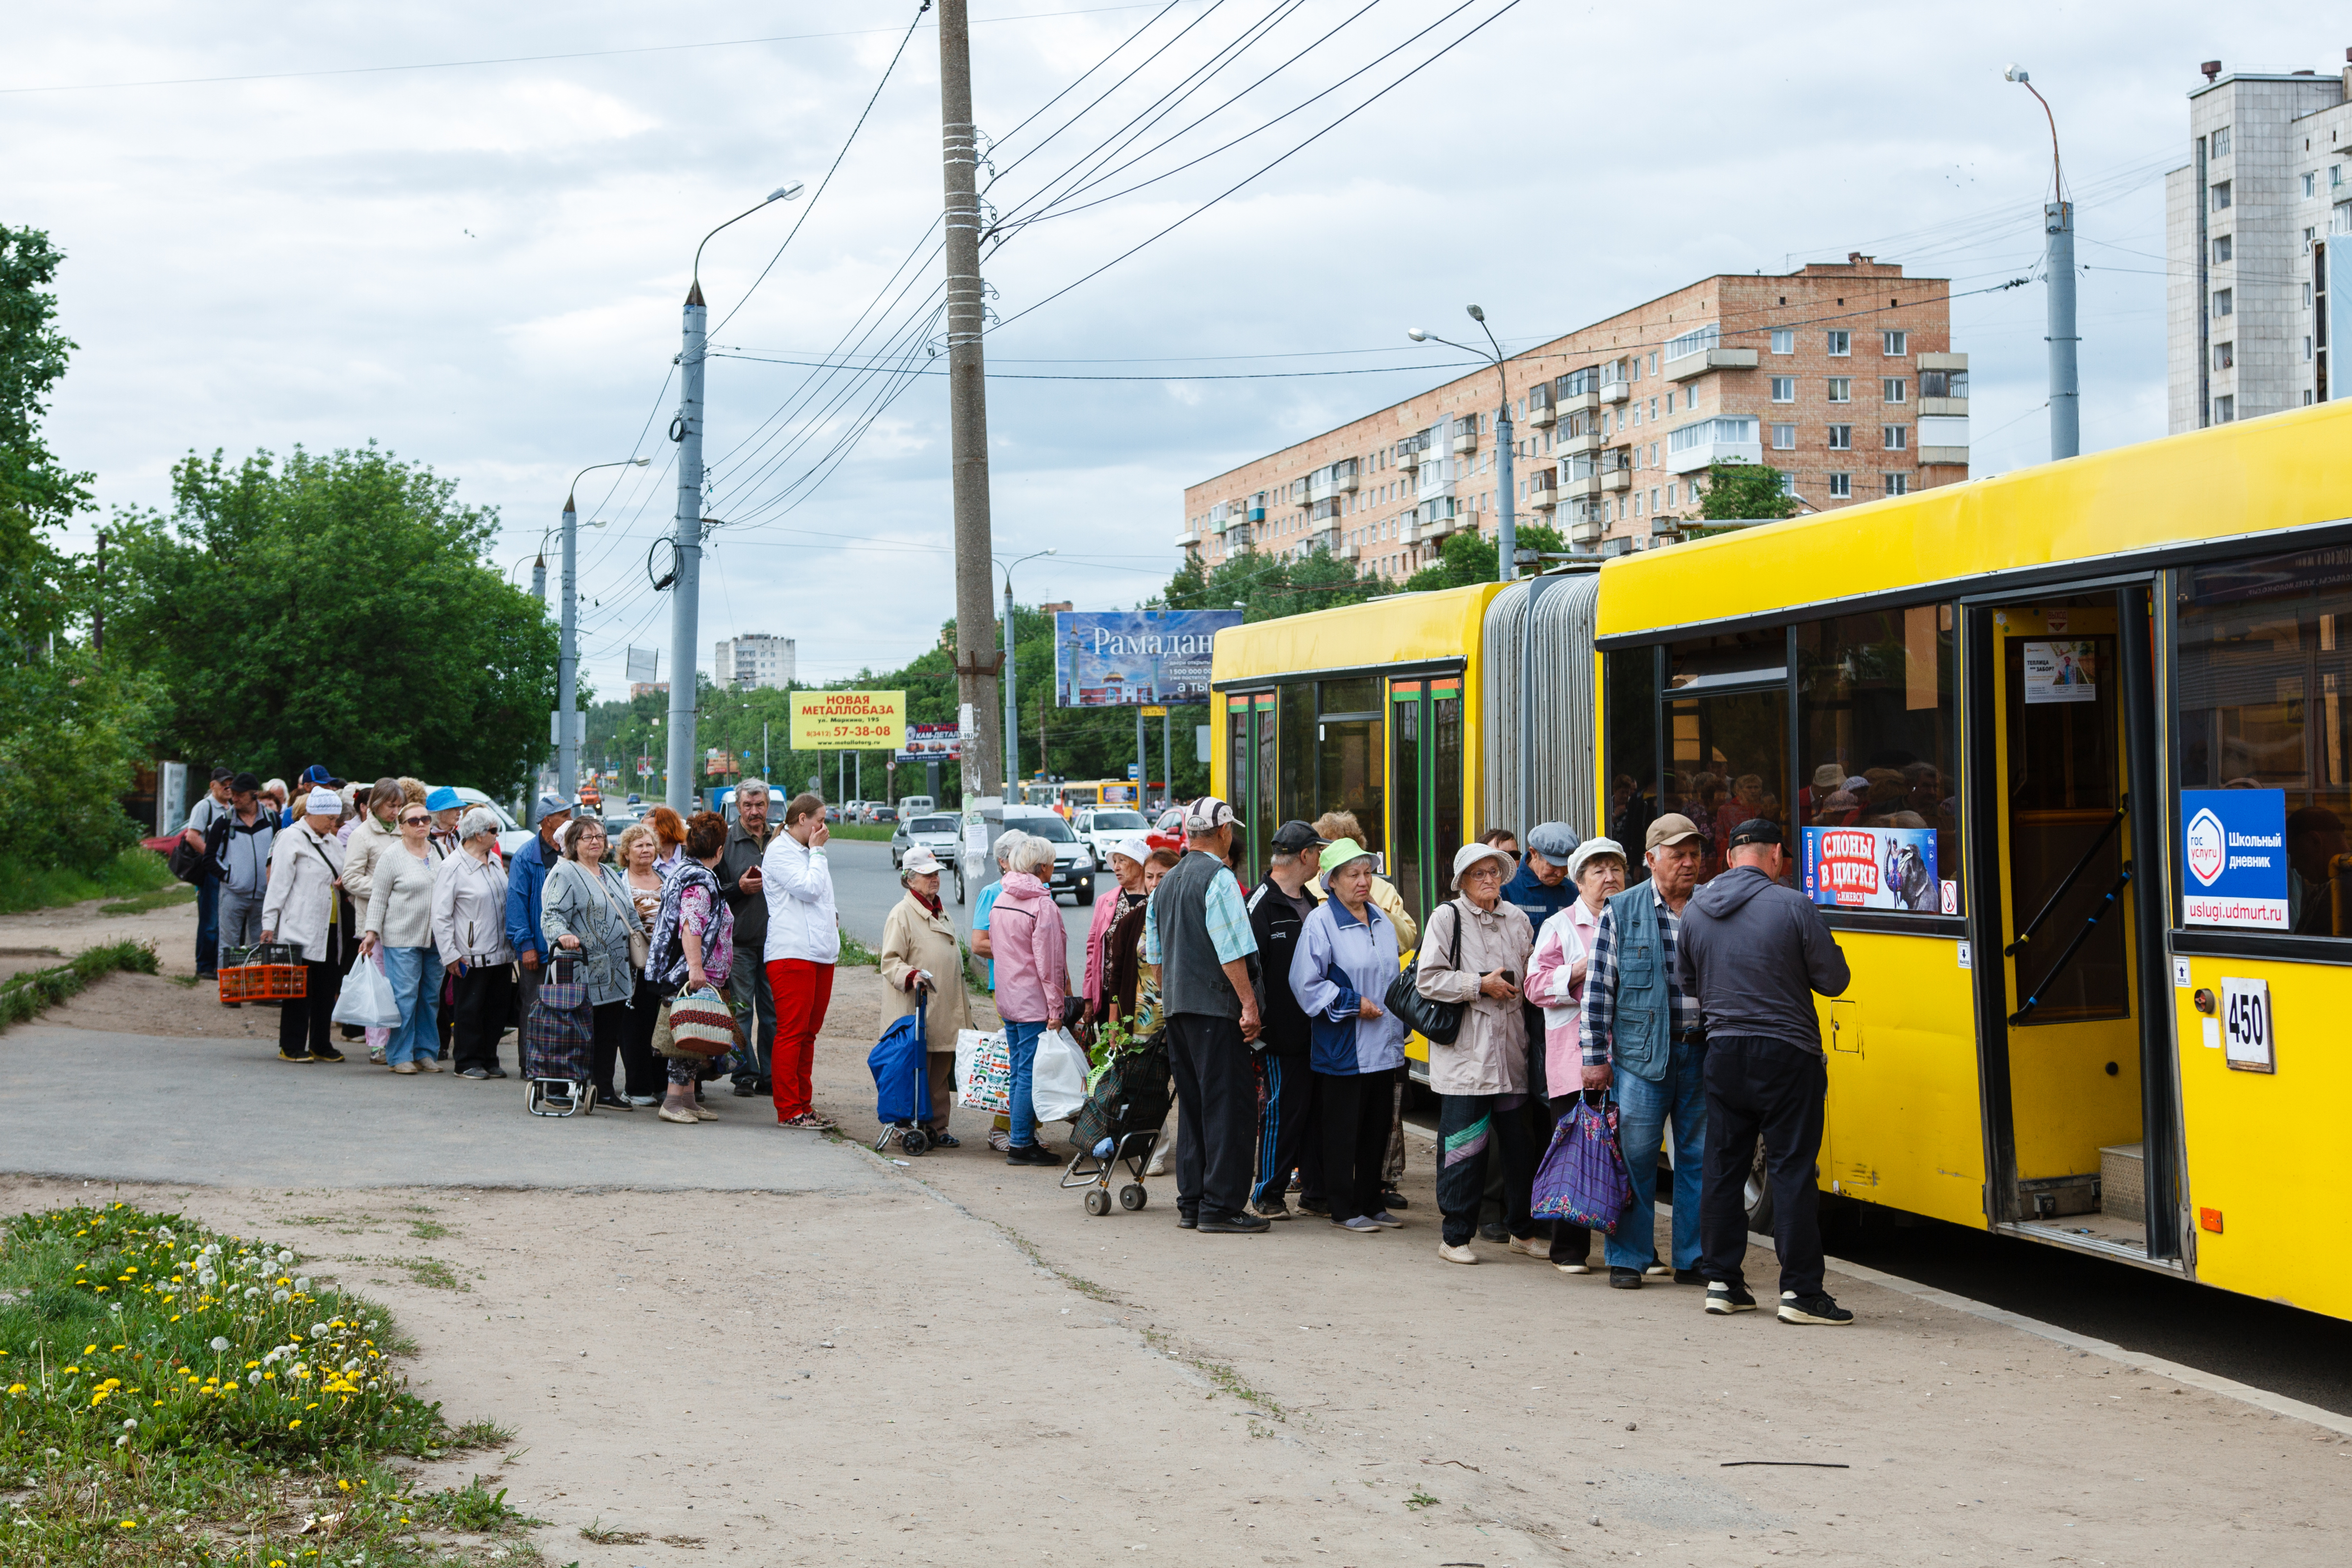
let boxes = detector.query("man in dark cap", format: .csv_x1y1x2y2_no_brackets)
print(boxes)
1680,818,1853,1326
184,766,237,977
1245,819,1326,1220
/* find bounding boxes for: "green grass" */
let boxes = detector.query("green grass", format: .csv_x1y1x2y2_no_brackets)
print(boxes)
0,847,177,917
824,823,895,842
0,1202,531,1566
836,929,881,967
0,940,160,1031
98,886,197,918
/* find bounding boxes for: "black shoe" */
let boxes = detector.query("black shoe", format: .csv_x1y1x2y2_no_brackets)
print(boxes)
928,1132,961,1148
731,1080,760,1097
1479,1222,1509,1243
1004,1143,1059,1166
311,1047,346,1064
195,970,219,981
1247,1200,1292,1222
1706,1282,1758,1314
458,1066,491,1080
1380,1188,1409,1210
1177,1211,1198,1230
1198,1211,1271,1234
1608,1266,1644,1290
483,1066,509,1079
599,1093,633,1112
754,1078,773,1094
339,1025,363,1041
277,1049,314,1064
1296,1196,1331,1216
1777,1291,1854,1326
1672,1267,1707,1286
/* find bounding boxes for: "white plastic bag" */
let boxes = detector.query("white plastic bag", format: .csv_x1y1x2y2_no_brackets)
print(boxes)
330,954,401,1029
1028,1026,1090,1125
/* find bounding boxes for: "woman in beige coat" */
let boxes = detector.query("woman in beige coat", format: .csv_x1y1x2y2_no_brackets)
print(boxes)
1414,841,1538,1265
878,847,973,1146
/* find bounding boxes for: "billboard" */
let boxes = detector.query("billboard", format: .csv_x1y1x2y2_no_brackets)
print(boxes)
898,722,964,763
1052,609,1241,707
1802,824,1944,912
788,690,905,750
2180,787,2288,929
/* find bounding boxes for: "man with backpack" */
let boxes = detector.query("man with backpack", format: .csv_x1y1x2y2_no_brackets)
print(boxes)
183,767,235,978
210,773,278,959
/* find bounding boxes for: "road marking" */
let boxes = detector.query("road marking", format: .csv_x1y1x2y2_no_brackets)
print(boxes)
1400,1119,2352,1436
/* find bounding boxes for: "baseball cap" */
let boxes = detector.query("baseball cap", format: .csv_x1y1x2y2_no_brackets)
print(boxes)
1185,795,1244,833
209,766,235,784
1269,819,1328,853
900,845,944,875
1645,813,1701,851
230,771,261,794
299,764,333,786
1525,821,1580,862
533,792,573,824
1728,818,1783,849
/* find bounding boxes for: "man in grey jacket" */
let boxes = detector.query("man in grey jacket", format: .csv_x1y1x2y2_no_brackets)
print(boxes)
1677,819,1854,1326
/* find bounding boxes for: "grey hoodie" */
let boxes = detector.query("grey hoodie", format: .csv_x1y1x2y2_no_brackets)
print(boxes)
1675,866,1851,1053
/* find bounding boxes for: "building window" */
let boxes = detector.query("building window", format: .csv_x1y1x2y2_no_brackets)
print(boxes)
2308,172,2321,200
1883,378,1908,403
2306,228,2319,256
1827,424,1853,450
2213,342,2234,371
1770,328,1794,354
2211,234,2232,263
1772,422,1796,450
1829,472,1852,498
1827,377,1852,403
2211,125,2231,158
2307,336,2316,363
2211,180,2231,212
1777,470,1797,497
1884,473,1910,497
2212,395,2235,422
1827,331,1851,356
1770,376,1795,402
2211,288,2232,319
1882,425,1909,451
1882,330,1908,356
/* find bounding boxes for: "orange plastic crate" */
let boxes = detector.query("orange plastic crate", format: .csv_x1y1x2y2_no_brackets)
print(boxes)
220,965,306,1003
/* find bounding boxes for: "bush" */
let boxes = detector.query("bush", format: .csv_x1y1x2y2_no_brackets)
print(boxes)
0,649,158,871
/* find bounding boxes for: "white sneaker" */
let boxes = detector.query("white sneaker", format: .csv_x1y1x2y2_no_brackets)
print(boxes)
1507,1234,1546,1257
1554,1259,1592,1275
1437,1242,1478,1265
1643,1262,1672,1277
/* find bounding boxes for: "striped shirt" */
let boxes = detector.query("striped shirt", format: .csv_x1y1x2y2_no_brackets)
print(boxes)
1578,883,1702,1067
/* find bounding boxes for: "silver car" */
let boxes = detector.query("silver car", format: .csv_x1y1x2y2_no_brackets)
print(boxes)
892,811,963,871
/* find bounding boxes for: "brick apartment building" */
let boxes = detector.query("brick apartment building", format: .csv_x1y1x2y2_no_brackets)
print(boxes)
1180,256,1968,577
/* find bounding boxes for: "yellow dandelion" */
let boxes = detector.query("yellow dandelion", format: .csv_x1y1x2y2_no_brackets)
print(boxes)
289,1419,302,1428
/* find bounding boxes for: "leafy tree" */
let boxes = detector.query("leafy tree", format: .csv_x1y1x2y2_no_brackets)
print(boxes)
0,226,93,647
1401,521,1567,592
110,445,556,797
1696,462,1799,522
1159,546,1382,623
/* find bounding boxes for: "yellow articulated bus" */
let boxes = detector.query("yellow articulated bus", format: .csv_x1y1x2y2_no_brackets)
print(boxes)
1211,397,2352,1322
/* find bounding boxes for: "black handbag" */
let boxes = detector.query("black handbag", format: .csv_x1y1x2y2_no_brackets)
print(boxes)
1384,900,1466,1045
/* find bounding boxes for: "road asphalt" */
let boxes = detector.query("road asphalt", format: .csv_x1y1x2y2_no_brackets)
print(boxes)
825,834,1095,983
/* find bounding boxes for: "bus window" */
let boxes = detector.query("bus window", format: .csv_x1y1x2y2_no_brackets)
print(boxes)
1433,676,1463,900
2178,548,2352,935
1795,605,1961,912
1605,646,1659,870
1391,680,1425,924
1279,682,1314,830
1671,633,1790,884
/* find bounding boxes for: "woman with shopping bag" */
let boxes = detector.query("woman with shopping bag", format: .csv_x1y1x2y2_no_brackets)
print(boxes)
359,799,447,1074
645,812,737,1126
1524,837,1629,1273
541,816,643,1112
988,836,1070,1166
878,847,971,1147
432,808,514,1079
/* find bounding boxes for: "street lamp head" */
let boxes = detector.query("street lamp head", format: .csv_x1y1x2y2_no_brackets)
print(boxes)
1407,327,1428,342
1465,304,1486,323
632,456,651,466
768,182,806,202
2003,64,2028,83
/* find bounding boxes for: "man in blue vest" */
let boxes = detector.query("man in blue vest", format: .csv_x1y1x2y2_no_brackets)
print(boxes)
1577,812,1708,1290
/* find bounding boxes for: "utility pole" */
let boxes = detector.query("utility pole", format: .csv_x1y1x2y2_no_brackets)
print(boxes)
1161,706,1171,809
1002,575,1018,796
2008,66,2078,460
940,0,1003,804
531,551,546,605
91,529,105,661
664,285,707,813
559,493,580,800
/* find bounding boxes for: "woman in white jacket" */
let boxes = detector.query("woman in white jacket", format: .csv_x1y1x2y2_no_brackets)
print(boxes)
433,809,514,1079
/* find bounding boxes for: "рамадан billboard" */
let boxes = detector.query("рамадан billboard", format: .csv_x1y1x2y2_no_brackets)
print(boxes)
1052,610,1242,707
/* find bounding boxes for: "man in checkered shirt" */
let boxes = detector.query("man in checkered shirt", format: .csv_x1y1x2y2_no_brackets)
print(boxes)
1578,813,1708,1290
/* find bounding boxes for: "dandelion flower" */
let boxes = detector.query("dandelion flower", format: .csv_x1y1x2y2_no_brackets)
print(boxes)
209,1338,229,1352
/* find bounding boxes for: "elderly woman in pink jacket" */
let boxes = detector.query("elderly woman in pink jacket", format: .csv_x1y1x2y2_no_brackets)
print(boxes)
1523,836,1628,1274
989,835,1070,1167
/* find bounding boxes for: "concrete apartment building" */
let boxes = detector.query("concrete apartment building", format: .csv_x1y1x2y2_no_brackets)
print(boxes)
1179,256,1968,577
712,634,796,690
2164,54,2352,432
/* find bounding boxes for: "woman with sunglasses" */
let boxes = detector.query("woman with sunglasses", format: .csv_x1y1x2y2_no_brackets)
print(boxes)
360,801,447,1074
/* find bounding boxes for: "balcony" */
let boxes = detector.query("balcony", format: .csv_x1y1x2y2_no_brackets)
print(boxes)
1396,444,1422,471
1664,345,1758,381
1557,427,1602,459
1919,397,1969,417
1918,414,1970,466
1557,388,1600,416
1594,468,1630,494
1555,470,1601,500
1175,531,1200,549
1666,416,1764,475
1451,426,1479,455
1526,473,1559,509
1569,515,1607,546
1598,380,1629,404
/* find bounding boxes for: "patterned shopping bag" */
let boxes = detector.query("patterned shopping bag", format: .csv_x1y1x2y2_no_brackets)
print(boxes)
954,1028,1013,1115
1530,1093,1633,1233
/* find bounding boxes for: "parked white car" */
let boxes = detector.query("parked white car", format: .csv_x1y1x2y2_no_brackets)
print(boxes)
1072,806,1150,868
446,787,532,860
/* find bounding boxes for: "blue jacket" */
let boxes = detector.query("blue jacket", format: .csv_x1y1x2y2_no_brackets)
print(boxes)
1290,896,1405,1076
1503,860,1577,938
503,832,556,964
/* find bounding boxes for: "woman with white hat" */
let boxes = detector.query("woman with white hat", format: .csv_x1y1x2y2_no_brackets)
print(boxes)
1523,836,1628,1273
878,845,974,1146
1289,838,1406,1234
1414,839,1538,1265
1079,836,1154,1027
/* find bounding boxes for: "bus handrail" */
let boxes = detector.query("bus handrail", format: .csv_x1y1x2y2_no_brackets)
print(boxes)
2007,862,2133,1026
2003,803,2127,957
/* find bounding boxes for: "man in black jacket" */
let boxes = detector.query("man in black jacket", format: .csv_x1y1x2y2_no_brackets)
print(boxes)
1678,819,1853,1326
1245,820,1325,1221
717,781,774,1097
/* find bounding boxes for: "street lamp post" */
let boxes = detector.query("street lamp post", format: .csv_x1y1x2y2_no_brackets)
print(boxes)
995,548,1056,799
664,182,804,813
559,457,651,799
2007,65,2077,461
1409,305,1517,583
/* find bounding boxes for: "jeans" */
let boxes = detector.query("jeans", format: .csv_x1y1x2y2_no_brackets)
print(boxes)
1437,1092,1536,1247
1004,1018,1046,1148
379,945,441,1065
195,877,221,974
728,946,776,1086
1606,1035,1708,1273
1700,1035,1829,1298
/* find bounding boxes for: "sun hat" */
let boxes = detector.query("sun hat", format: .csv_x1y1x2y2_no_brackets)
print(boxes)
1318,836,1374,885
423,785,462,813
1452,841,1515,878
302,787,341,816
901,846,944,875
1644,813,1701,851
533,792,572,824
1566,836,1628,883
1525,822,1579,863
1812,763,1846,790
1109,835,1153,867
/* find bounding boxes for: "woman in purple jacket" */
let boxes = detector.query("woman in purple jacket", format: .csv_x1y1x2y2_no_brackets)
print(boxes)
988,836,1070,1166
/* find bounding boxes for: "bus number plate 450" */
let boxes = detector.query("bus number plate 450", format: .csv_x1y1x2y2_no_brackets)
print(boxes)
2220,978,2276,1074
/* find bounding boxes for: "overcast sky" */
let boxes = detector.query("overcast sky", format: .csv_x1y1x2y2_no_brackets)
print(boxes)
10,3,2336,697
